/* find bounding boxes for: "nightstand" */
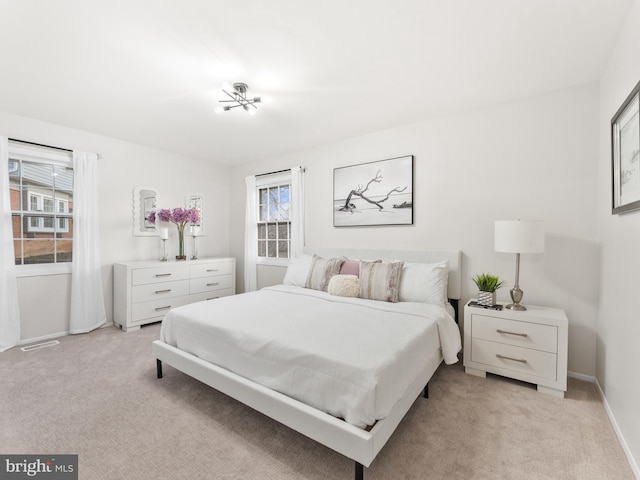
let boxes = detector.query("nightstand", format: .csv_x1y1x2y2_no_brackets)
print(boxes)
463,300,568,398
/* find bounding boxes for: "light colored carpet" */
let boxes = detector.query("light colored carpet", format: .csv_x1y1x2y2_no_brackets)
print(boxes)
1,323,634,480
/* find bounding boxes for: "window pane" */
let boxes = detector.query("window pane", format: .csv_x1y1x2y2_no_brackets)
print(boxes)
23,239,55,264
43,198,54,212
56,240,73,263
13,240,22,265
267,223,276,239
11,214,21,239
54,166,74,195
259,205,267,222
258,223,266,239
43,217,54,229
258,240,266,257
278,223,288,239
278,240,289,258
30,195,38,211
259,188,268,204
280,185,290,203
267,240,277,258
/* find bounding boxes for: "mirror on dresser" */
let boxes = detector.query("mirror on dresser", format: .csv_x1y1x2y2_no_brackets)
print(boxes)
185,192,204,235
133,186,159,236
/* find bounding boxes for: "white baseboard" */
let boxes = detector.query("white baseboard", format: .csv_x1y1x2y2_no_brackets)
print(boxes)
18,330,69,346
592,377,640,479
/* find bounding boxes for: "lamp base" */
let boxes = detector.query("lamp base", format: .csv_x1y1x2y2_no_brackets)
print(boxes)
506,303,527,311
506,286,526,311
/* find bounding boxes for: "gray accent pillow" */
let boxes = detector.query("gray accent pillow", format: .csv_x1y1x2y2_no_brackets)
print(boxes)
359,260,405,302
305,255,345,291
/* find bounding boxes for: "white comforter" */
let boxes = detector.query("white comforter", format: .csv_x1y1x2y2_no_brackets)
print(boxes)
160,284,461,428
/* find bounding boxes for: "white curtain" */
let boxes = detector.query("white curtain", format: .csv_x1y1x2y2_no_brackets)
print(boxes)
0,137,20,352
244,175,258,292
290,166,305,258
69,151,106,334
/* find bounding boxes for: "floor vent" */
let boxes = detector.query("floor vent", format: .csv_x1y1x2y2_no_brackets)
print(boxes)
21,340,60,352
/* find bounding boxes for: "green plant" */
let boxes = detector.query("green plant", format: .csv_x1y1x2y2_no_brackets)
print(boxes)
472,273,506,293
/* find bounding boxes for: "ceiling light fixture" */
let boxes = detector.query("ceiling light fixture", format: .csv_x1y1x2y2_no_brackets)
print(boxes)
215,82,261,115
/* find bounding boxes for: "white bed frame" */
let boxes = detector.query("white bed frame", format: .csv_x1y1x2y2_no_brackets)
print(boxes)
152,248,461,479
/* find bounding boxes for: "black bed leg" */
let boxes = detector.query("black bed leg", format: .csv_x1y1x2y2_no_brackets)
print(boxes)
423,383,429,399
355,462,364,480
156,359,163,379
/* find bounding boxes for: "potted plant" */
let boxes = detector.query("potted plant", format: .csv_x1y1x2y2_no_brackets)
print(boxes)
472,273,506,306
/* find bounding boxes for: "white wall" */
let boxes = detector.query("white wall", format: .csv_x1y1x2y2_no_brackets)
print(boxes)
1,112,230,341
230,82,600,377
597,0,640,474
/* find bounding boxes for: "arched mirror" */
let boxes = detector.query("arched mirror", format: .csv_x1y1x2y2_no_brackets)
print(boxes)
133,186,159,236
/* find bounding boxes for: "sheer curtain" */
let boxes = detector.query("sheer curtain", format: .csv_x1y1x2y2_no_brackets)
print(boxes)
290,166,305,258
244,175,258,292
0,137,20,352
69,151,106,334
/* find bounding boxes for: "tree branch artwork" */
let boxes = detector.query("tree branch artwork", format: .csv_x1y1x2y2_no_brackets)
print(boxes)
338,169,407,214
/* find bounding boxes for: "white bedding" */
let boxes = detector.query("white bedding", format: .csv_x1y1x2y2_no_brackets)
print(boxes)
160,284,461,428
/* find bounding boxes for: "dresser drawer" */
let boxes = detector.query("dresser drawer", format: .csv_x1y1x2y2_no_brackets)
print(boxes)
190,260,234,278
190,275,234,294
190,288,235,303
131,279,189,303
471,314,558,353
471,338,557,380
131,295,191,323
132,265,190,285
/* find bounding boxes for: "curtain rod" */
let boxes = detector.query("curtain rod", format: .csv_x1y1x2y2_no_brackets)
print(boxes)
255,167,305,177
9,138,73,153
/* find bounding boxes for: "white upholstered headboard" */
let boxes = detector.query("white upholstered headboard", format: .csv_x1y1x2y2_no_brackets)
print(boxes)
303,247,462,300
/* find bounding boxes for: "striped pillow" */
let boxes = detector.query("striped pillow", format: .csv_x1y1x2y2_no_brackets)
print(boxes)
358,260,404,302
305,255,345,291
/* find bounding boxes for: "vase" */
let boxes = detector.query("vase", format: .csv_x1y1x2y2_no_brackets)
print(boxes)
477,291,496,307
176,224,187,260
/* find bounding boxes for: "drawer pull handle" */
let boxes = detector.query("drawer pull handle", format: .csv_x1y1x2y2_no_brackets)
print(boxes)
155,289,171,294
206,297,220,301
155,273,172,277
497,329,528,338
155,306,172,311
206,269,219,272
496,354,527,364
206,282,220,287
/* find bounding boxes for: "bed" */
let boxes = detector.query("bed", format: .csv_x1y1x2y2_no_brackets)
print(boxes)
152,248,462,479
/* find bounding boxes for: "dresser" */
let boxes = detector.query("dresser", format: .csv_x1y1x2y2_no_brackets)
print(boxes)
463,300,568,397
113,257,235,332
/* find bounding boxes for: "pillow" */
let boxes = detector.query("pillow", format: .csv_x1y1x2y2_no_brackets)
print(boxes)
358,260,404,302
339,258,381,276
339,259,360,276
327,274,360,297
283,255,314,287
305,255,345,291
398,261,449,305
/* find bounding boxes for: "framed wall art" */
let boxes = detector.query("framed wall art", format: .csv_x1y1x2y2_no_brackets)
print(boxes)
612,79,640,215
333,155,413,227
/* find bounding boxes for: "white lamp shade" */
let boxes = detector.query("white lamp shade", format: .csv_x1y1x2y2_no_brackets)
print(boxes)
495,220,545,253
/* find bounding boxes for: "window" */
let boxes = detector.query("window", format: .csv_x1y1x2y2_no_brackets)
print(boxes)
257,176,291,261
8,142,74,266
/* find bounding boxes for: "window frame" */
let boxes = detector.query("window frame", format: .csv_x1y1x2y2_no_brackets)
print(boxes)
255,172,292,267
8,142,74,276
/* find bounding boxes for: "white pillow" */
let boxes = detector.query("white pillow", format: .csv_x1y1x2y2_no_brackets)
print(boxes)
283,255,314,287
327,274,360,297
398,261,449,305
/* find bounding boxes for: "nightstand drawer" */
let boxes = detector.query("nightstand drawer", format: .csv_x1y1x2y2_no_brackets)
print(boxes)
471,338,557,380
131,279,189,303
471,314,558,353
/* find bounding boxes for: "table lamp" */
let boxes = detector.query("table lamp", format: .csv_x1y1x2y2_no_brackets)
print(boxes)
494,220,545,311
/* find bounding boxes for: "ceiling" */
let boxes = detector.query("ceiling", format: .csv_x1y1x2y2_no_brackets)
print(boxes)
0,0,635,165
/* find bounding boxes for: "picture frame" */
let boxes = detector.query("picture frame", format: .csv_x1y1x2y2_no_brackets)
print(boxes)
611,79,640,215
333,155,413,227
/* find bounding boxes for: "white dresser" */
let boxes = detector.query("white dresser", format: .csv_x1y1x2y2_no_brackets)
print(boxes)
113,257,235,332
463,301,568,398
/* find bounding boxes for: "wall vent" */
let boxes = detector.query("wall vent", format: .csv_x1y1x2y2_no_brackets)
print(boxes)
21,340,60,352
